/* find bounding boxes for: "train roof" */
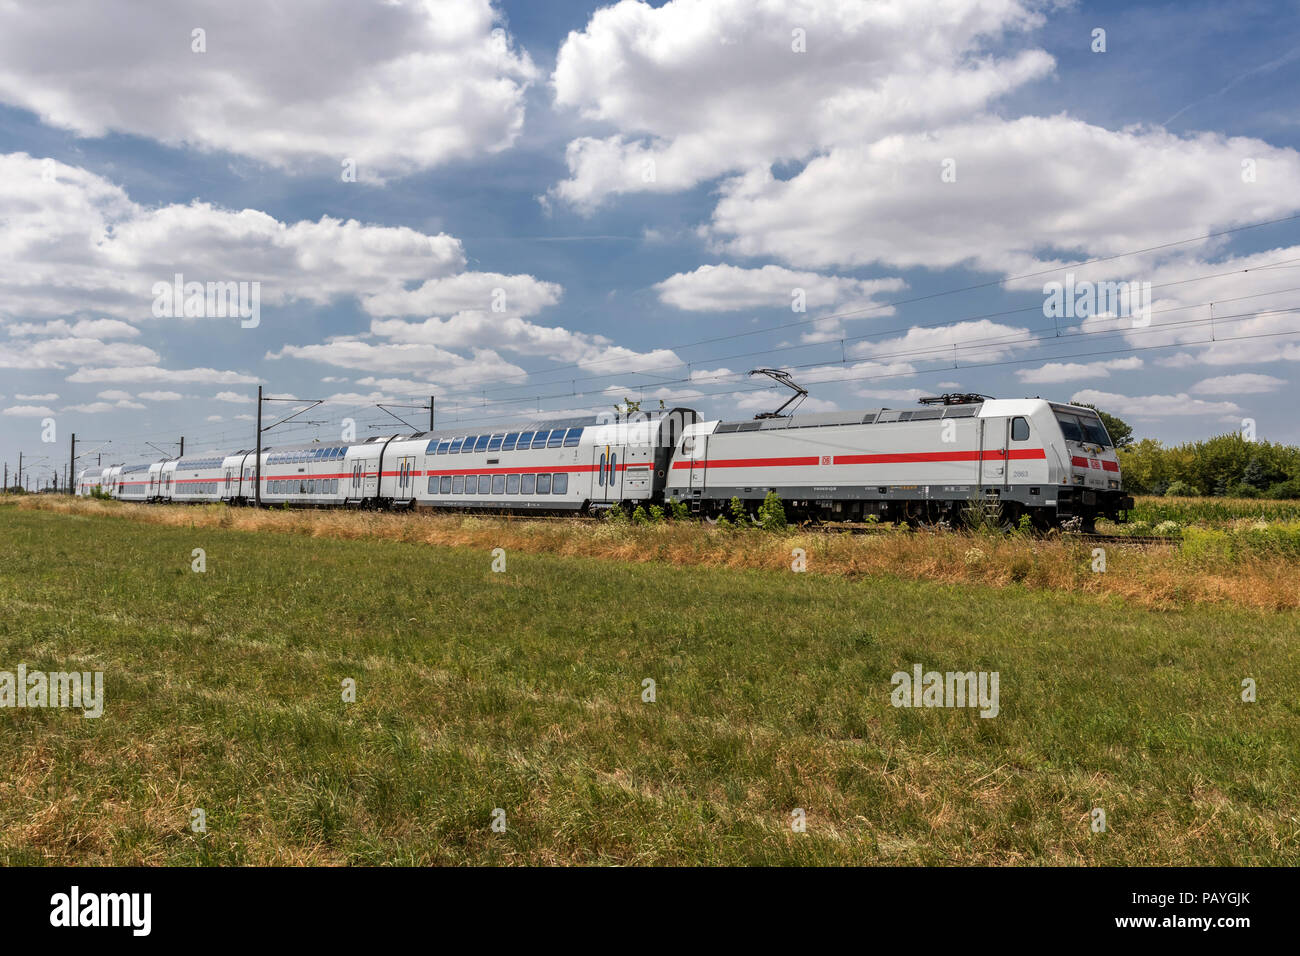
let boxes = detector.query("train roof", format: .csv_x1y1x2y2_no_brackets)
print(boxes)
711,397,1094,433
713,403,986,433
397,407,690,443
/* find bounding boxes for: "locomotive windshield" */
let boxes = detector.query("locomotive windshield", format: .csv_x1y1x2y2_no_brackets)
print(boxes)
1055,411,1112,446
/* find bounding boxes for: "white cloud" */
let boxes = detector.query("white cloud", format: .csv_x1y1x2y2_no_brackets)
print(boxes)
708,117,1300,274
7,318,140,339
551,0,1050,208
655,264,904,314
2,404,56,417
205,415,223,422
266,340,527,382
362,273,563,318
61,402,116,414
138,390,185,401
853,320,1033,365
96,390,132,402
1016,357,1143,384
0,0,536,179
65,366,260,385
213,391,254,404
15,392,58,401
1070,389,1242,419
0,336,158,369
0,152,468,324
1190,373,1287,394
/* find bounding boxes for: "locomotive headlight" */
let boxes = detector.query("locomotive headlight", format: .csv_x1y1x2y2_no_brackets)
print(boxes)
1108,479,1119,489
1074,475,1085,484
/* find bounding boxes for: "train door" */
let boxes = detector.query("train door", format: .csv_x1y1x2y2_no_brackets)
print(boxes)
394,456,416,500
362,459,379,497
687,434,708,491
149,470,159,498
979,418,1009,488
592,444,622,503
223,467,234,497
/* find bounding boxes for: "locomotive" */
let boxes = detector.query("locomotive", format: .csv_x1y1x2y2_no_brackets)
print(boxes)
77,395,1133,530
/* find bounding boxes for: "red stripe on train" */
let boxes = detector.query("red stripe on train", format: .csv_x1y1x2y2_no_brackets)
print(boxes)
671,449,1047,469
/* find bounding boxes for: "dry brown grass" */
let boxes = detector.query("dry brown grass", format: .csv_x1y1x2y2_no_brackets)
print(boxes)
12,495,1300,611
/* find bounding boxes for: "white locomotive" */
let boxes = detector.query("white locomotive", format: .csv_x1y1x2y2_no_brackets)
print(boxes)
76,396,1133,529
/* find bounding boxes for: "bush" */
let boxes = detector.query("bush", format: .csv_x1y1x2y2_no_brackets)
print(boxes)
1265,478,1300,499
632,505,650,525
1164,481,1199,497
1119,433,1300,497
757,490,787,531
729,496,748,524
669,499,691,520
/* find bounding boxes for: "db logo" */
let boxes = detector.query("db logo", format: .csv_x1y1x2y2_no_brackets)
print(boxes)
1089,459,1102,470
821,456,832,466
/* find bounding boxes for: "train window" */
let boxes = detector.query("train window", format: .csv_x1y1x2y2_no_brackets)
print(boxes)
506,474,519,494
563,428,582,447
598,452,606,486
474,436,491,452
1011,417,1030,442
428,476,437,493
487,435,503,452
492,474,506,495
1080,416,1111,446
462,476,475,494
480,475,492,493
502,433,519,451
517,431,534,448
440,476,452,494
521,474,535,494
437,440,450,455
452,475,465,494
547,430,564,448
449,437,464,453
553,473,569,494
536,473,551,494
1055,413,1084,443
531,430,549,449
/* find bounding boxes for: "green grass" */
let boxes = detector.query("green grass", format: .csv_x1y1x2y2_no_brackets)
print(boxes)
1,506,1297,865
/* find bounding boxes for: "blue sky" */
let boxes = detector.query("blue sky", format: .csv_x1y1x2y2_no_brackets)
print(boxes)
2,0,1299,486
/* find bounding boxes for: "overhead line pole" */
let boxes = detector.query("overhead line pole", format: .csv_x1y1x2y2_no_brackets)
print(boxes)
255,385,262,507
255,388,325,508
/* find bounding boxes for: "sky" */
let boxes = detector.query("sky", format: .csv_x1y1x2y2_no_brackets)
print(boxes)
2,0,1299,487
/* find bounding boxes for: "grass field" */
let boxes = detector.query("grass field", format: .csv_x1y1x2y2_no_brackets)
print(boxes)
1,499,1298,864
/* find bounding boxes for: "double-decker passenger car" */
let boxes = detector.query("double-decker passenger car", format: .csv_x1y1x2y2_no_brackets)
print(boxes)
411,410,695,512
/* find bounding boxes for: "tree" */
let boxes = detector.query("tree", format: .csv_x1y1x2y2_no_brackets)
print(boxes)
1077,403,1133,448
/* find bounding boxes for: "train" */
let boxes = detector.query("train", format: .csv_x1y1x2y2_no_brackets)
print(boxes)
76,395,1134,530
